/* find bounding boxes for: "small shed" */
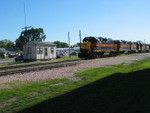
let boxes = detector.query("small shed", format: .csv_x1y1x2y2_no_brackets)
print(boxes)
23,41,56,61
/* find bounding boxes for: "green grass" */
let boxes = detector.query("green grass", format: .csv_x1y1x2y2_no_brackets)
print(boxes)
0,56,79,67
0,79,69,113
0,57,14,60
1,58,150,113
75,58,150,82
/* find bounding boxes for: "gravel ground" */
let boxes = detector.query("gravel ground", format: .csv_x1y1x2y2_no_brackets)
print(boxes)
0,53,150,84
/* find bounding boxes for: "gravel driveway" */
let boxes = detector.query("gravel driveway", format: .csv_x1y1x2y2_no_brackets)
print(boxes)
0,53,150,84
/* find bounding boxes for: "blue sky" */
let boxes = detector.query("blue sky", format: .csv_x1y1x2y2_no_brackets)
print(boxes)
0,0,150,45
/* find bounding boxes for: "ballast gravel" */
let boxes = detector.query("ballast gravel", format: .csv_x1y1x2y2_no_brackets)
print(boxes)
0,53,150,84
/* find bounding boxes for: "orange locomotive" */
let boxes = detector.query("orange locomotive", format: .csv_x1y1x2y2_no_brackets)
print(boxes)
78,37,149,59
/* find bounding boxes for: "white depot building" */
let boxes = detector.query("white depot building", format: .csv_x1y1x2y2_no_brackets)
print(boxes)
23,41,56,61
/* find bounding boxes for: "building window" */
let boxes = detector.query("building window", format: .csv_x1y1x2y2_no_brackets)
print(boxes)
37,47,43,54
44,48,48,56
27,47,31,54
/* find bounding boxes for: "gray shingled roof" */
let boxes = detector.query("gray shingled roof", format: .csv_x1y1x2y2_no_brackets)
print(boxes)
26,41,56,46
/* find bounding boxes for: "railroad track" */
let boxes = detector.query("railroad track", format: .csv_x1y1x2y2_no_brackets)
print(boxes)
0,59,81,76
0,53,139,76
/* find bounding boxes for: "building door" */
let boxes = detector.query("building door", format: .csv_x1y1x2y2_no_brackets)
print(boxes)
44,48,48,59
51,47,54,58
27,47,32,60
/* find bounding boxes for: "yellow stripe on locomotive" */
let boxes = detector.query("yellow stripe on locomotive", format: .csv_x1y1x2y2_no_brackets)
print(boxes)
81,42,92,51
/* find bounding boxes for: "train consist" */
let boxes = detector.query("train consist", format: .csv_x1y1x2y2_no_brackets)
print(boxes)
78,37,150,59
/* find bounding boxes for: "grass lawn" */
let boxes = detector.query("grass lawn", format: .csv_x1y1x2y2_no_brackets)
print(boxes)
0,58,150,113
0,56,79,67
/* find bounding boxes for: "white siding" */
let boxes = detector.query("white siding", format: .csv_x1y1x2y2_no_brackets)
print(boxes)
23,43,36,60
36,46,44,59
36,46,57,60
23,42,56,60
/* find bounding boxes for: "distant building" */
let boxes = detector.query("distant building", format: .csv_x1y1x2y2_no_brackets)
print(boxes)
0,48,8,57
56,47,80,56
0,48,20,58
23,41,56,61
7,50,19,57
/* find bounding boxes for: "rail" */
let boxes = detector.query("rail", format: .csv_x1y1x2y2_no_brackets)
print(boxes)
0,59,81,76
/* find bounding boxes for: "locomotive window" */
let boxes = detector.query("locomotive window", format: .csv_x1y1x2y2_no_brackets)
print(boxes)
90,37,98,43
83,38,88,42
83,37,99,43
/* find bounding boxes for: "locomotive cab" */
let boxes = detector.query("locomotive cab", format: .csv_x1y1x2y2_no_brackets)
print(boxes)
78,37,98,58
78,36,117,58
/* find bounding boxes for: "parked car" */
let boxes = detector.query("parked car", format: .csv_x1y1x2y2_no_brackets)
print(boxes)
56,53,65,59
15,56,24,62
70,52,78,56
8,54,18,58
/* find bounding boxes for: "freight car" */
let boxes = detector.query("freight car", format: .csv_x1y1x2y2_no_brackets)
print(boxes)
78,36,150,59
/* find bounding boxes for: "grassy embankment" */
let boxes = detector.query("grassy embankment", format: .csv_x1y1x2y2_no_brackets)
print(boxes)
0,58,150,113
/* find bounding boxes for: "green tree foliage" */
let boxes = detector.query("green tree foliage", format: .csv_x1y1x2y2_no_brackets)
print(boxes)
15,36,27,51
73,43,80,47
0,39,15,48
54,41,69,48
15,28,46,51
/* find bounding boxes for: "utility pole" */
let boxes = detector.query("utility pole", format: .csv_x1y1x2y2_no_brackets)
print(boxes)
23,3,27,30
22,3,33,41
79,30,82,51
22,3,32,30
68,32,71,58
144,39,146,51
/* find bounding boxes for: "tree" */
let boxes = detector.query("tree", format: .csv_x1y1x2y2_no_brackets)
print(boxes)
0,39,15,48
54,41,61,48
54,41,69,48
61,42,69,48
73,43,80,47
15,36,27,51
15,27,46,51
